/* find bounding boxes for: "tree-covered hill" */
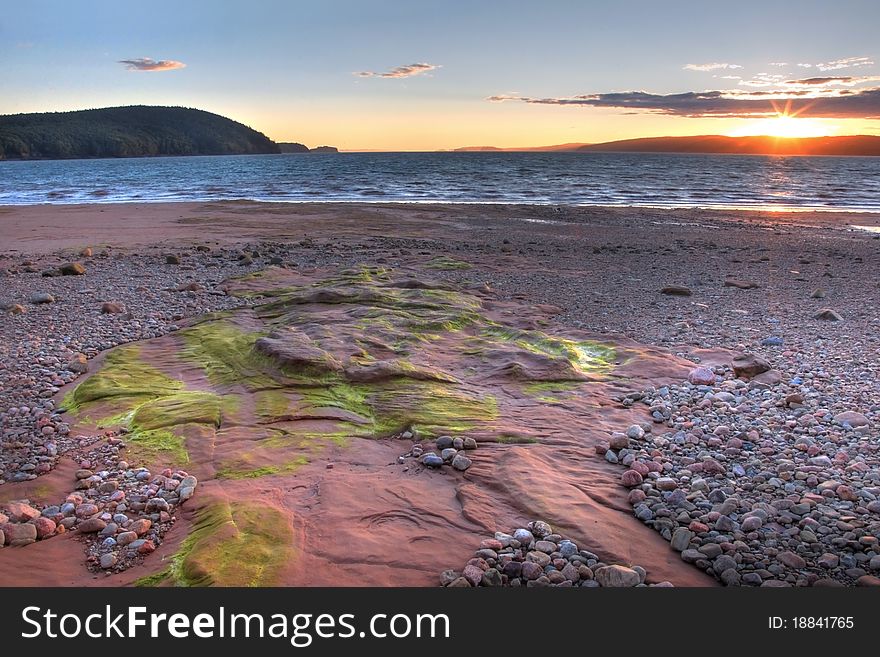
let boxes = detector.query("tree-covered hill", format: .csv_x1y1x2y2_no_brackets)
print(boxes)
0,106,281,159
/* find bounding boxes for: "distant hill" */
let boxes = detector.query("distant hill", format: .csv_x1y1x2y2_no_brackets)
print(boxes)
454,142,590,152
278,143,339,154
278,142,310,153
452,135,880,156
576,135,880,156
0,106,280,160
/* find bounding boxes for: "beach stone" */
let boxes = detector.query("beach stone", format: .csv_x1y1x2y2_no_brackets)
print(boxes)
741,516,763,532
435,436,454,450
818,553,839,569
451,453,472,471
166,254,181,265
626,424,645,440
440,447,458,462
661,285,692,296
713,555,738,574
724,278,758,289
671,527,694,552
752,369,783,385
452,437,464,450
462,564,484,587
732,353,771,378
513,528,534,545
130,518,152,536
534,540,557,554
558,540,578,557
609,433,629,450
856,576,880,587
5,501,41,522
688,367,716,385
528,521,552,538
814,308,842,321
30,292,55,304
447,577,470,588
78,518,107,533
8,303,25,315
59,262,86,275
80,247,93,257
656,477,677,491
481,569,503,587
778,551,806,569
681,549,704,563
595,565,640,587
440,570,459,586
100,553,118,569
520,561,543,581
101,302,125,314
32,517,56,539
720,568,741,586
463,437,477,450
621,470,643,487
66,353,89,373
811,288,826,298
422,454,443,468
834,411,869,427
502,561,522,579
2,522,37,545
117,531,138,546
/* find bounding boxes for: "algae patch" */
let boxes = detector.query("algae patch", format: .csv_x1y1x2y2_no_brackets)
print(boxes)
135,501,293,586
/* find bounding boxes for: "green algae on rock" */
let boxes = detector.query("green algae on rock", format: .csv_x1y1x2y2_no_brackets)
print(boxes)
135,501,293,586
61,345,183,413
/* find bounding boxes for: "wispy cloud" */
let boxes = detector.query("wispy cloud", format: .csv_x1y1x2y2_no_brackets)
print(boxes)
684,62,742,72
485,87,880,119
118,57,186,72
355,62,440,79
768,62,789,67
816,56,873,71
739,73,786,88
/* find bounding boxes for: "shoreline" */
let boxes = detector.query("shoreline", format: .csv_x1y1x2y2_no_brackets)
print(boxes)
1,201,878,587
4,199,880,216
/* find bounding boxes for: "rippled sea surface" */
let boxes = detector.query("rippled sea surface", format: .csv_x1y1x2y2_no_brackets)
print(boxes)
1,151,879,211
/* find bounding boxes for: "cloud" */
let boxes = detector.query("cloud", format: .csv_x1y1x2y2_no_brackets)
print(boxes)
684,62,742,72
768,62,789,67
739,73,786,88
118,57,186,72
816,56,873,71
794,56,874,72
484,87,880,119
355,62,440,79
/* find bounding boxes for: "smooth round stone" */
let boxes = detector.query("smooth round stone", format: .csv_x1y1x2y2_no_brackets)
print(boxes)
422,454,443,468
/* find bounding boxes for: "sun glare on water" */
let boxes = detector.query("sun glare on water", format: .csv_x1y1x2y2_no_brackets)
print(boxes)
728,114,837,139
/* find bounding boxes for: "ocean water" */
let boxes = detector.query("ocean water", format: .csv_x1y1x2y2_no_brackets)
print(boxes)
1,151,879,211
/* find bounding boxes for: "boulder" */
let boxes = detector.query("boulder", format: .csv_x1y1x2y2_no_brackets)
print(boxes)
59,262,86,275
594,565,641,587
660,285,692,296
731,353,771,378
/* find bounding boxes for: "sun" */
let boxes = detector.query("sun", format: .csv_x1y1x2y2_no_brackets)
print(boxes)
727,114,837,139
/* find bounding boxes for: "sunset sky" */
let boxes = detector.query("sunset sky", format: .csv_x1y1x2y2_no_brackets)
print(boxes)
2,0,880,150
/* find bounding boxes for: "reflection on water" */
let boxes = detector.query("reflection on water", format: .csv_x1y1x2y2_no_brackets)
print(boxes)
1,151,879,212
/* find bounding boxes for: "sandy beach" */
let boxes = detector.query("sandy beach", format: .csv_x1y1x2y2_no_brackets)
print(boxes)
1,201,879,588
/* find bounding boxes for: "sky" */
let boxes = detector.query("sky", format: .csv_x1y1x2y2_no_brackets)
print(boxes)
1,0,880,150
